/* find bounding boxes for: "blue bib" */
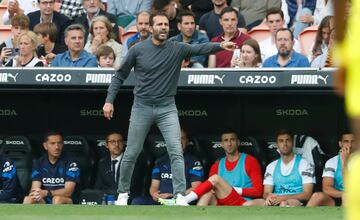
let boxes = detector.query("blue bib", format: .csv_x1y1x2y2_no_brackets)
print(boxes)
334,155,344,191
273,154,303,195
218,153,253,200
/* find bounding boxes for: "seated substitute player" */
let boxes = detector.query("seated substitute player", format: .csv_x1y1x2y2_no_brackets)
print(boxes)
159,129,263,206
23,131,80,204
131,128,204,205
307,132,355,207
0,154,20,203
248,129,315,207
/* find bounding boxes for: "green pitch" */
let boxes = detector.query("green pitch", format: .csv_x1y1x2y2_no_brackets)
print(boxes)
0,205,343,220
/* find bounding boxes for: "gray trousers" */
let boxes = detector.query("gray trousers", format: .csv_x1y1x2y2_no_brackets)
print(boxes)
117,97,186,196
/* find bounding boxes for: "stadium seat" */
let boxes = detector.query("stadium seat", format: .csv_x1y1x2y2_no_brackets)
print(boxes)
238,136,267,173
0,25,11,44
248,24,271,42
63,136,95,189
146,134,168,159
120,25,137,45
0,136,33,197
86,135,109,161
298,26,318,57
0,4,7,25
79,189,104,205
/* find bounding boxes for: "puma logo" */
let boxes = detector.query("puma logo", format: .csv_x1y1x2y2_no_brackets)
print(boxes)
318,75,328,84
7,73,18,82
214,75,225,84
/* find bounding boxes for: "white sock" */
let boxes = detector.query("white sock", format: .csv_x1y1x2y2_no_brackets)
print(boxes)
184,191,198,203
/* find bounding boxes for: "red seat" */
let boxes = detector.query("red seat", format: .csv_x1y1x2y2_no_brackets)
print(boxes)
120,25,137,45
248,24,271,42
298,26,318,57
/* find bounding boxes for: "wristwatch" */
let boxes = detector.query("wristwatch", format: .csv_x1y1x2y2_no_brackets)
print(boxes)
47,190,52,197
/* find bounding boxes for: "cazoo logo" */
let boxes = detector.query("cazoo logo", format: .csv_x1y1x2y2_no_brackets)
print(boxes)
35,74,72,82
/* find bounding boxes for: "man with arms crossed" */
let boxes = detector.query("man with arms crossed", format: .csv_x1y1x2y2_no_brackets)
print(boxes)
102,12,235,205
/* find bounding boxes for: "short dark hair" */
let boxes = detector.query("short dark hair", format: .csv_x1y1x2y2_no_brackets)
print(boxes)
43,131,63,142
149,12,169,26
338,130,353,142
266,7,284,20
105,131,123,142
219,6,238,19
275,129,293,140
221,128,239,139
176,10,195,23
275,28,294,41
152,0,172,11
64,24,85,38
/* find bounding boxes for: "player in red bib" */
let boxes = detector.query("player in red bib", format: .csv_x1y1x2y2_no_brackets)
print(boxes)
159,129,263,206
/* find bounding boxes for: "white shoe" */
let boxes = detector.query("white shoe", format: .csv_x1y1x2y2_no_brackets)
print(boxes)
175,194,189,206
115,193,128,206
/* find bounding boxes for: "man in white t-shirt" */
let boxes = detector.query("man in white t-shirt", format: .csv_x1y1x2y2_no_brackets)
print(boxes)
307,132,355,207
247,129,315,206
259,8,300,61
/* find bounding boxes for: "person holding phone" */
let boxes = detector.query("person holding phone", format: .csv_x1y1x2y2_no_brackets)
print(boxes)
0,14,29,65
5,31,44,67
230,39,262,68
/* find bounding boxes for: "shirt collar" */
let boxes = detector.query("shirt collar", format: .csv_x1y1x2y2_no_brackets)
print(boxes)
87,9,100,27
220,30,240,41
276,50,296,66
112,154,123,162
65,50,87,61
40,14,53,23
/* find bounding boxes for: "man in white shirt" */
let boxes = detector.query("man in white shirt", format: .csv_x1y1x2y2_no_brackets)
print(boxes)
307,132,355,206
259,7,300,61
247,129,315,206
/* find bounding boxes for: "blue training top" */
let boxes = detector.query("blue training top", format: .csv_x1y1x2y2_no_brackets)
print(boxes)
151,152,204,194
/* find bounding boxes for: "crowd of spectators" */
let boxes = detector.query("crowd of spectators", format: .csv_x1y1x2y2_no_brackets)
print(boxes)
0,0,344,68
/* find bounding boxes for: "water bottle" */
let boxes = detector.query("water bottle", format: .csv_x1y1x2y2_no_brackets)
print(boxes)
107,195,115,205
102,194,107,205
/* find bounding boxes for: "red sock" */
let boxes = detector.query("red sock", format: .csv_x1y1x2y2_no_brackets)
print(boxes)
193,180,214,197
